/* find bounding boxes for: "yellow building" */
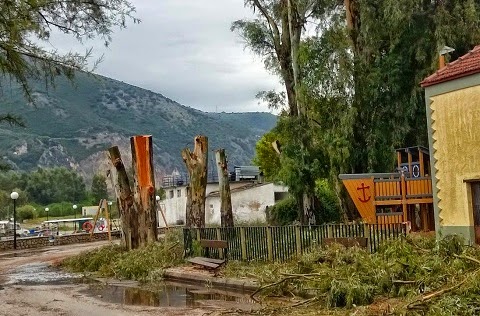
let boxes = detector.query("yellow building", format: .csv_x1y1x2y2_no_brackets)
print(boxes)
421,45,480,244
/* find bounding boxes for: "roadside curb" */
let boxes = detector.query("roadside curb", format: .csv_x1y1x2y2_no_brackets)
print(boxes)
164,269,259,292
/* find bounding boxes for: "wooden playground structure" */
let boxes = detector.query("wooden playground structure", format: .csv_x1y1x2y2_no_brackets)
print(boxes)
340,146,435,232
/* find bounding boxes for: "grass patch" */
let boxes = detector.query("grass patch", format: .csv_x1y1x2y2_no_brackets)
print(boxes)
62,230,184,282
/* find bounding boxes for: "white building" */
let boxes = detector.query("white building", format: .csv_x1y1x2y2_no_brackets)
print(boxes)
158,181,288,227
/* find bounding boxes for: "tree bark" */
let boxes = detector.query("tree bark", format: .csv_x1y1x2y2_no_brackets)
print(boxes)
215,149,234,227
131,135,158,247
107,146,137,250
185,185,193,227
182,135,208,228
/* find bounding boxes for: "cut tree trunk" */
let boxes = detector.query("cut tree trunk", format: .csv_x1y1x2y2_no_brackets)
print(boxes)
182,135,208,228
131,135,158,247
185,185,193,227
215,149,234,227
107,146,138,250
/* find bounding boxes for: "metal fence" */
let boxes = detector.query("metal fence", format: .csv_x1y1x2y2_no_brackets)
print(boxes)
183,223,406,262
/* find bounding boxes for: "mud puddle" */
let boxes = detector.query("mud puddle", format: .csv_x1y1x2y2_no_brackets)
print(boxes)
3,262,84,285
82,281,261,311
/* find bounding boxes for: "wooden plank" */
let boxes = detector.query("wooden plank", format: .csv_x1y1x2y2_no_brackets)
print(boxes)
406,198,433,204
375,200,403,206
201,257,226,264
187,257,220,269
199,239,228,248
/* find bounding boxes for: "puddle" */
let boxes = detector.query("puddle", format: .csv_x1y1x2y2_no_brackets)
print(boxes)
82,281,260,311
4,263,83,285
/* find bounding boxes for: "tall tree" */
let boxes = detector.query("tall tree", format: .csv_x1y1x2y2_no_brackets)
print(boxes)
91,174,108,202
232,0,318,116
234,0,327,223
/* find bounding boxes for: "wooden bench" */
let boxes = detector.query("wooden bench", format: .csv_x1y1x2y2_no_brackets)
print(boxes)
323,237,368,248
187,239,228,269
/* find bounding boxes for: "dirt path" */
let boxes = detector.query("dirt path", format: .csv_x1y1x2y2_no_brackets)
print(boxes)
0,242,229,316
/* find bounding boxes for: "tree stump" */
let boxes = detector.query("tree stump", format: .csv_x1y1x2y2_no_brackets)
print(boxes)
182,135,208,228
215,149,234,227
131,135,158,246
108,146,138,250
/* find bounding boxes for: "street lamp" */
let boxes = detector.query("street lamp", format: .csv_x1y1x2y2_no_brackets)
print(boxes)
73,205,77,231
10,192,19,250
156,195,160,202
45,207,49,221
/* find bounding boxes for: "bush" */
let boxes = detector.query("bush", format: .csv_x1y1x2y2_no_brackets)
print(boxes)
314,179,341,223
267,197,298,225
17,206,34,221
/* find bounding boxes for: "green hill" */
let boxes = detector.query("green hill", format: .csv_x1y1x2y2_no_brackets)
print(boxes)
0,72,277,181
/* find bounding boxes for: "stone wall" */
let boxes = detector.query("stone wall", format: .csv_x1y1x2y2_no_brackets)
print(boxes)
0,231,121,251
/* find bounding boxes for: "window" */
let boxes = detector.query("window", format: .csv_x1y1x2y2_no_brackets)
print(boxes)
177,189,181,197
169,190,174,199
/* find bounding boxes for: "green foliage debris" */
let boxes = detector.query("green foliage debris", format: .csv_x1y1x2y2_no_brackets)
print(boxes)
62,230,184,282
225,234,480,314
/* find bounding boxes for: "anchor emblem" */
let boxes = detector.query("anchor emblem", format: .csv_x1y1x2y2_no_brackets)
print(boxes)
357,183,371,203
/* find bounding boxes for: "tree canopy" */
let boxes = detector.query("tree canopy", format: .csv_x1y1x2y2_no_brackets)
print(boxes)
241,0,480,221
0,0,137,98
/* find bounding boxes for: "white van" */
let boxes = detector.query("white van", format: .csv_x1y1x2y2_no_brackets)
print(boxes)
0,221,29,237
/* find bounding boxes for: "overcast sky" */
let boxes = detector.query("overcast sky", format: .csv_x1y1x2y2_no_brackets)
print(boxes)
49,0,281,113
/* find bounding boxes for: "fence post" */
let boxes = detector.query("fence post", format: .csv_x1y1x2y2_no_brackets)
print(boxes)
240,227,247,261
295,225,302,257
266,226,273,261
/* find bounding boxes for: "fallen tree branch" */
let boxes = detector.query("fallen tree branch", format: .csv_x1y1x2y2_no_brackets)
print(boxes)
407,268,479,309
250,276,297,301
454,254,480,265
392,279,416,284
290,297,317,307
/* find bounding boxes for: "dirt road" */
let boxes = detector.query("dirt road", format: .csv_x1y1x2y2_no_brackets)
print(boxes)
0,241,230,316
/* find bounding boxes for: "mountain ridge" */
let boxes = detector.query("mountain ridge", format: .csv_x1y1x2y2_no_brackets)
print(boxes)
0,71,277,184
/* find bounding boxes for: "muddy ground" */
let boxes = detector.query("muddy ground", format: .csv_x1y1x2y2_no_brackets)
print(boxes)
0,241,249,316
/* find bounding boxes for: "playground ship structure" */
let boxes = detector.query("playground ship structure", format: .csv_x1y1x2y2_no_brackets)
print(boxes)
340,146,434,232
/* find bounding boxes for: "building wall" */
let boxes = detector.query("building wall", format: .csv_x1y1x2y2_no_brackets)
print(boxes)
82,206,98,216
159,182,288,227
206,183,284,225
426,79,480,242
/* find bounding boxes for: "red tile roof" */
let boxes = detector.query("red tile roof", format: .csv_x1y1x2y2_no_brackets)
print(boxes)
421,45,480,87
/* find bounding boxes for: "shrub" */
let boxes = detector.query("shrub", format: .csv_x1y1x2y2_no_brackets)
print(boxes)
17,206,34,221
267,197,298,225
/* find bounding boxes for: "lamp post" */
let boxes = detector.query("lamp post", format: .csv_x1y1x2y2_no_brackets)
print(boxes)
45,207,49,222
73,205,77,231
10,192,19,250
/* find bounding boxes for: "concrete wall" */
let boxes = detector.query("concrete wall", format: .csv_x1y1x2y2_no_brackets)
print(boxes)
0,231,121,251
426,75,480,243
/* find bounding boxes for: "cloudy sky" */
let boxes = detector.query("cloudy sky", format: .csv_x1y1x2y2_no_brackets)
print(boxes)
50,0,281,113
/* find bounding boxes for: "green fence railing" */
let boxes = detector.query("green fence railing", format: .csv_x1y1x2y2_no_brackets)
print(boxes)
183,223,406,262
